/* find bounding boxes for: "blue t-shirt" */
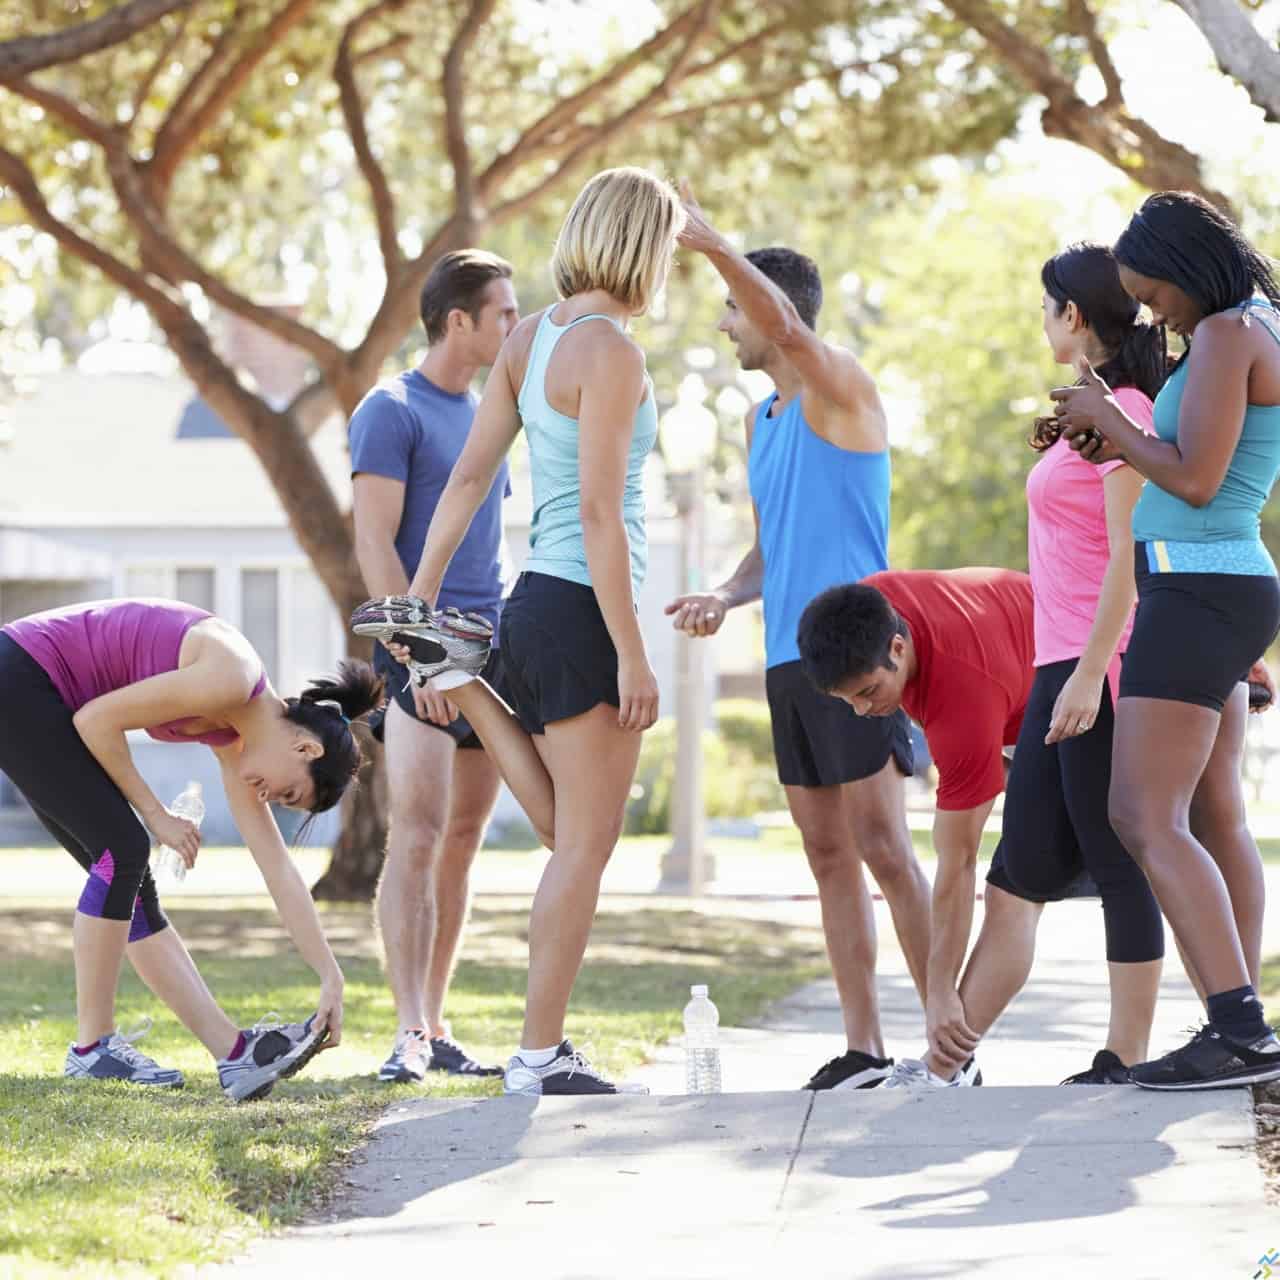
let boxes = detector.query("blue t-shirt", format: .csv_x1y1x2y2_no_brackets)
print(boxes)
348,370,510,630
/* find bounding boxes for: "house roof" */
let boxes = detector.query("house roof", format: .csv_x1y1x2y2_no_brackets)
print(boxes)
0,368,349,527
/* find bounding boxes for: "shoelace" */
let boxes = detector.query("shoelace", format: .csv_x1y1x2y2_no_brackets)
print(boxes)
109,1018,162,1070
886,1059,930,1088
560,1048,608,1082
249,1012,285,1040
397,1030,432,1062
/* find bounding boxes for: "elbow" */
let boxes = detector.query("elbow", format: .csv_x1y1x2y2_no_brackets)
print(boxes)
579,500,621,535
1181,483,1213,509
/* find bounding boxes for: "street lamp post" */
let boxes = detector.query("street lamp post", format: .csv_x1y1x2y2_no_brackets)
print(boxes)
657,378,718,896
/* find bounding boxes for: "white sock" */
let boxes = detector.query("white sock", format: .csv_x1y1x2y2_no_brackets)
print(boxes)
432,669,475,691
516,1044,560,1068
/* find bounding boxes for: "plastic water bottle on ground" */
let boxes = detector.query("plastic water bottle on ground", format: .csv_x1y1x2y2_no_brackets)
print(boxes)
683,984,722,1094
151,781,205,886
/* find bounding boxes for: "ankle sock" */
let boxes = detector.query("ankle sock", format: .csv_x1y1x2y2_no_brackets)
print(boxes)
226,1031,247,1062
1207,985,1269,1043
517,1044,560,1068
73,1039,103,1056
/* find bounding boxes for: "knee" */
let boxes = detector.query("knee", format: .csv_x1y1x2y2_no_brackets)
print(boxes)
801,832,854,884
852,819,915,885
78,832,150,922
390,817,446,870
1107,794,1171,872
1189,781,1247,844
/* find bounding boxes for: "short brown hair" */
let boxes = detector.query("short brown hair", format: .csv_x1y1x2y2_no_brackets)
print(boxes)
419,249,513,343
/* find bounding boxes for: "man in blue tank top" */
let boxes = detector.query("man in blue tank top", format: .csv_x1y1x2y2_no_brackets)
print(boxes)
667,186,932,1090
349,249,518,1086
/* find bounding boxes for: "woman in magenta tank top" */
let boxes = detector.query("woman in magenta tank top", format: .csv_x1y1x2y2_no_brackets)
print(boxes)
0,598,383,1099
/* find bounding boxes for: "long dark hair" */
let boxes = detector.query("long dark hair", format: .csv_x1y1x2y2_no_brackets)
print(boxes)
1031,242,1168,451
284,660,385,814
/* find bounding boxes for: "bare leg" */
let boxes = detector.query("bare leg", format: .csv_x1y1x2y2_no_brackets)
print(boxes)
1189,685,1264,988
924,885,1042,1077
376,703,454,1036
423,748,500,1036
448,679,555,847
73,913,130,1045
1105,959,1162,1065
846,761,932,1006
1109,697,1251,996
126,926,239,1058
785,783,884,1057
520,704,641,1047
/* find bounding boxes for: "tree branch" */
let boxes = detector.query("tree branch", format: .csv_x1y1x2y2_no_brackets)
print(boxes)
0,0,195,81
6,74,121,149
1171,0,1280,124
147,0,320,200
130,6,193,123
1067,0,1122,109
334,1,408,275
442,0,499,227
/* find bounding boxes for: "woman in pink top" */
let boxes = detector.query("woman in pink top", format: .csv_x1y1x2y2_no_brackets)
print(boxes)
0,599,383,1100
914,245,1169,1088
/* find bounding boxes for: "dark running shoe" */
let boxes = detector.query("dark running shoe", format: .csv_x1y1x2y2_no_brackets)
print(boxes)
430,1035,503,1077
1130,1024,1280,1091
804,1049,894,1091
503,1040,647,1096
1060,1049,1131,1085
63,1019,184,1088
378,1029,432,1084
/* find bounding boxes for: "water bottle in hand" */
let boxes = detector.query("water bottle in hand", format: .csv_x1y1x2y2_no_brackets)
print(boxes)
151,781,205,886
683,983,721,1094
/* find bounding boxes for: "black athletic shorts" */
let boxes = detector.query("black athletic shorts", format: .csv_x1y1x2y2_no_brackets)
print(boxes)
765,660,914,788
370,641,509,750
1121,545,1280,712
499,572,621,735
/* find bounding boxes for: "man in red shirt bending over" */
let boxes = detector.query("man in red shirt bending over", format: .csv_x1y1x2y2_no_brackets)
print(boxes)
797,568,1035,1086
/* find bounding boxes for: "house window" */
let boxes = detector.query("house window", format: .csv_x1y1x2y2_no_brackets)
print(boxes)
124,566,215,612
240,568,279,682
174,568,216,613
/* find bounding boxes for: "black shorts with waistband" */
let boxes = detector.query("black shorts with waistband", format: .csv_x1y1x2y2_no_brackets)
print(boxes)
765,660,914,788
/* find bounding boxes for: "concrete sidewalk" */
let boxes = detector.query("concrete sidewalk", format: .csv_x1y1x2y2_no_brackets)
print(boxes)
217,889,1273,1278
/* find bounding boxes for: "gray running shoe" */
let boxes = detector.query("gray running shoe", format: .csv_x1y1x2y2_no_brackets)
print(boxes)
350,597,491,686
883,1055,982,1090
64,1018,184,1088
217,1013,329,1102
503,1040,648,1097
378,1029,432,1084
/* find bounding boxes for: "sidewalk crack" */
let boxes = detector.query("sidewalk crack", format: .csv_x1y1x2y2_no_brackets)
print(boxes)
776,1091,815,1215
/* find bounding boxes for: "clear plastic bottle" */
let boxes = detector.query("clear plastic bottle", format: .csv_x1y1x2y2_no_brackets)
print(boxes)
683,983,722,1094
150,781,205,886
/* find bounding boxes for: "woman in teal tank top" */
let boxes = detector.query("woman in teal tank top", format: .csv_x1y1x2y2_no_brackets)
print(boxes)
368,167,685,1096
1051,191,1280,1091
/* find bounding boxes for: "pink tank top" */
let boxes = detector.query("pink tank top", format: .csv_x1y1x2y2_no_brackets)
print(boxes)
3,598,265,746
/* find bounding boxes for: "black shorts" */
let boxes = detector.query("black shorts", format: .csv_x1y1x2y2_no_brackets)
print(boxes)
765,660,914,788
1121,546,1280,712
499,572,621,735
986,659,1163,963
370,641,509,750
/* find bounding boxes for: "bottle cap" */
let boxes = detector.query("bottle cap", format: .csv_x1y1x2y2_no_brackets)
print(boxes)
691,984,709,997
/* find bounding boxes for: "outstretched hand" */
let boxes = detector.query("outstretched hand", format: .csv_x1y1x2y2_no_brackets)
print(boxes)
676,179,722,255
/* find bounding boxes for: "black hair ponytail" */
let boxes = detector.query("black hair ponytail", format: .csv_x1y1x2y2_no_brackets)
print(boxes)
284,659,386,814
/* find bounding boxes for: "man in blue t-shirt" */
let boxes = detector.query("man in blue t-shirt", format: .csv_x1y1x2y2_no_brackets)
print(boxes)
666,187,932,1092
349,249,519,1085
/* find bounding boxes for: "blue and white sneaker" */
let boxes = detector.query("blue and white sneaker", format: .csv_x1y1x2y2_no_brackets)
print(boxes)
377,1029,432,1084
882,1055,983,1089
64,1018,184,1088
217,1013,329,1102
503,1040,648,1097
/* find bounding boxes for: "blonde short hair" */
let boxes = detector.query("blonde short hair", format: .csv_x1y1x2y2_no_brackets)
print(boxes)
551,168,685,313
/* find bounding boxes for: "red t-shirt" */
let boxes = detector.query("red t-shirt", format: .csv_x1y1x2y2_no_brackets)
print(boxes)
865,568,1036,812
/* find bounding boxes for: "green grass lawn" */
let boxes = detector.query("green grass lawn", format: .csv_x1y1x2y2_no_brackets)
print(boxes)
0,895,827,1279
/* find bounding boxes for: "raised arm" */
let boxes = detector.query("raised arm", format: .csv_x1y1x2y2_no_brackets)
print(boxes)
215,753,345,1045
408,335,524,603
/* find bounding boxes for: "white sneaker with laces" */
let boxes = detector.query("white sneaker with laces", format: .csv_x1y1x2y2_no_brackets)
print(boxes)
378,1029,432,1084
217,1012,328,1102
63,1017,184,1087
503,1040,648,1097
883,1056,982,1089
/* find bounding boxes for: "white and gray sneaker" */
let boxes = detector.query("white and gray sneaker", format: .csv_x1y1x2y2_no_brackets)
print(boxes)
349,597,491,685
883,1055,983,1090
504,1040,648,1097
378,1029,432,1084
64,1018,184,1088
217,1013,329,1102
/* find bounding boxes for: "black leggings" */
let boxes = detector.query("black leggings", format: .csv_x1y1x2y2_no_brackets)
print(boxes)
987,658,1164,964
0,635,167,936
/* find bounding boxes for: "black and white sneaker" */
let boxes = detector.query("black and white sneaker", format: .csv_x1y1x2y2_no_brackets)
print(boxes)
377,1029,431,1084
217,1013,329,1102
430,1034,503,1078
803,1049,894,1091
503,1040,647,1096
350,597,491,685
1060,1049,1131,1085
1130,1024,1280,1091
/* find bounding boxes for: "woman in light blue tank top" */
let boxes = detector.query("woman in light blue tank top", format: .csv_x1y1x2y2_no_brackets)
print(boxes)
387,167,685,1094
1050,191,1280,1091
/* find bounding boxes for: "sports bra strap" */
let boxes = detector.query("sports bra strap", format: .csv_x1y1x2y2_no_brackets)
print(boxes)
556,311,623,333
